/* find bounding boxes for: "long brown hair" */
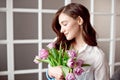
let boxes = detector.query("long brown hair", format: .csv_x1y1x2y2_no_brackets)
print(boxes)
52,3,97,50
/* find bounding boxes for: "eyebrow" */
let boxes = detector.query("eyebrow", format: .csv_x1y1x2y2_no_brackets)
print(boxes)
60,20,68,24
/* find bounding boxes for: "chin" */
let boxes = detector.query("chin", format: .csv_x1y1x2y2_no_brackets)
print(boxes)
66,37,73,41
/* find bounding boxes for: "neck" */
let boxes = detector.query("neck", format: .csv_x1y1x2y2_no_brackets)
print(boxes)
72,34,86,51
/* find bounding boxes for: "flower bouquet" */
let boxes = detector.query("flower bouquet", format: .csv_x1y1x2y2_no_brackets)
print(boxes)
34,42,90,80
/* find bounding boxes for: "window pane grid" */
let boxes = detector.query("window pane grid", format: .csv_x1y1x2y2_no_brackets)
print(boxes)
0,0,120,80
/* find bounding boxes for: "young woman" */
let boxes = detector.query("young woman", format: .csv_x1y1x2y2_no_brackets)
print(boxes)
46,3,110,80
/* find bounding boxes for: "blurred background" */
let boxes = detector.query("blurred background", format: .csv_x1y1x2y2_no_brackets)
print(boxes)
0,0,120,80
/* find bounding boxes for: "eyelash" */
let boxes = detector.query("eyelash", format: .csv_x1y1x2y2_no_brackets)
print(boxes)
63,24,67,26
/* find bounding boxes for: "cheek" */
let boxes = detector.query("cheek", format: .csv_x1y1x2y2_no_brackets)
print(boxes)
67,21,80,33
71,24,80,32
71,25,80,36
67,23,76,30
75,25,80,31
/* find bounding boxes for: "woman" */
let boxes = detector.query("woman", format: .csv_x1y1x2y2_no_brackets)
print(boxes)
46,3,110,80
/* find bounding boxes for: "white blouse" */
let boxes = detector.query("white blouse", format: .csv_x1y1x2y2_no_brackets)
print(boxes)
75,44,110,80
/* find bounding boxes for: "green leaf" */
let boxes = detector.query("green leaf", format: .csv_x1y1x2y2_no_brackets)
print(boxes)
48,55,58,66
36,59,50,65
58,49,63,65
49,48,58,60
62,50,68,58
82,64,91,67
47,57,54,66
62,66,71,77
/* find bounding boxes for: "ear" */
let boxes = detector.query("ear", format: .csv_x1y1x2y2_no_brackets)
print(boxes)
77,16,83,25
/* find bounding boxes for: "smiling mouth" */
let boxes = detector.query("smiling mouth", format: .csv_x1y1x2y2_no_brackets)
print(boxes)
64,33,68,36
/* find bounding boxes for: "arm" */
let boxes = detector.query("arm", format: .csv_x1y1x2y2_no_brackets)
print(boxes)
46,70,55,80
46,66,64,80
94,50,110,80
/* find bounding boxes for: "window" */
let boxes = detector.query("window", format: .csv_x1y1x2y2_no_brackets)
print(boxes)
0,0,120,80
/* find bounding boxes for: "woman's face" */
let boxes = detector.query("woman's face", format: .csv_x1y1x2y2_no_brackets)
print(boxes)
58,13,81,40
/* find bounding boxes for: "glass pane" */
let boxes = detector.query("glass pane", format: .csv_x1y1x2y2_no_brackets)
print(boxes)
14,13,38,40
115,0,120,13
42,62,48,69
115,41,120,62
42,13,56,39
94,15,111,38
0,0,6,7
14,44,38,70
114,66,120,73
0,76,8,80
42,43,49,49
71,0,90,11
94,0,111,12
0,12,6,40
111,66,120,80
0,44,7,71
13,0,38,9
42,0,64,9
116,15,120,38
42,72,47,80
98,41,110,62
15,73,38,80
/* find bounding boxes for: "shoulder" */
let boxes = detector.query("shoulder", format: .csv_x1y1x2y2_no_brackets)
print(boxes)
78,45,106,63
87,45,107,68
86,45,105,59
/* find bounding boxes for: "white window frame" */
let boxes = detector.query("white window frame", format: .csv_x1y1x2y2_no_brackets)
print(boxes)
0,0,120,80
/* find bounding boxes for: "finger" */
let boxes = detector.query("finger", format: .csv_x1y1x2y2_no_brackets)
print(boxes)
56,78,65,80
57,75,64,80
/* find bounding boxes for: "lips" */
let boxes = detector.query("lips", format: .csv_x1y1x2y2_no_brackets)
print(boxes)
64,33,68,36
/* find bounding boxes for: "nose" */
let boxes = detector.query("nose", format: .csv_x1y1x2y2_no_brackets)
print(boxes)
60,26,65,33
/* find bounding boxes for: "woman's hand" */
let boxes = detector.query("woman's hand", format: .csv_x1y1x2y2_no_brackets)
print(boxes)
48,66,64,80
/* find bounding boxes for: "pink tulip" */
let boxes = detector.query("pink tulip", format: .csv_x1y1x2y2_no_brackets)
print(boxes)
67,50,77,58
39,49,48,59
74,66,84,75
47,42,55,49
75,59,84,67
65,73,75,80
67,58,75,68
33,56,40,64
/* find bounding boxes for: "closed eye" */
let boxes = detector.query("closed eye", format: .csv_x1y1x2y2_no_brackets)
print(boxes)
63,23,67,26
60,21,68,27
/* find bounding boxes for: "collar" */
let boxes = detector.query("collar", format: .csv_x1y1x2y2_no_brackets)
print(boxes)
78,44,88,53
